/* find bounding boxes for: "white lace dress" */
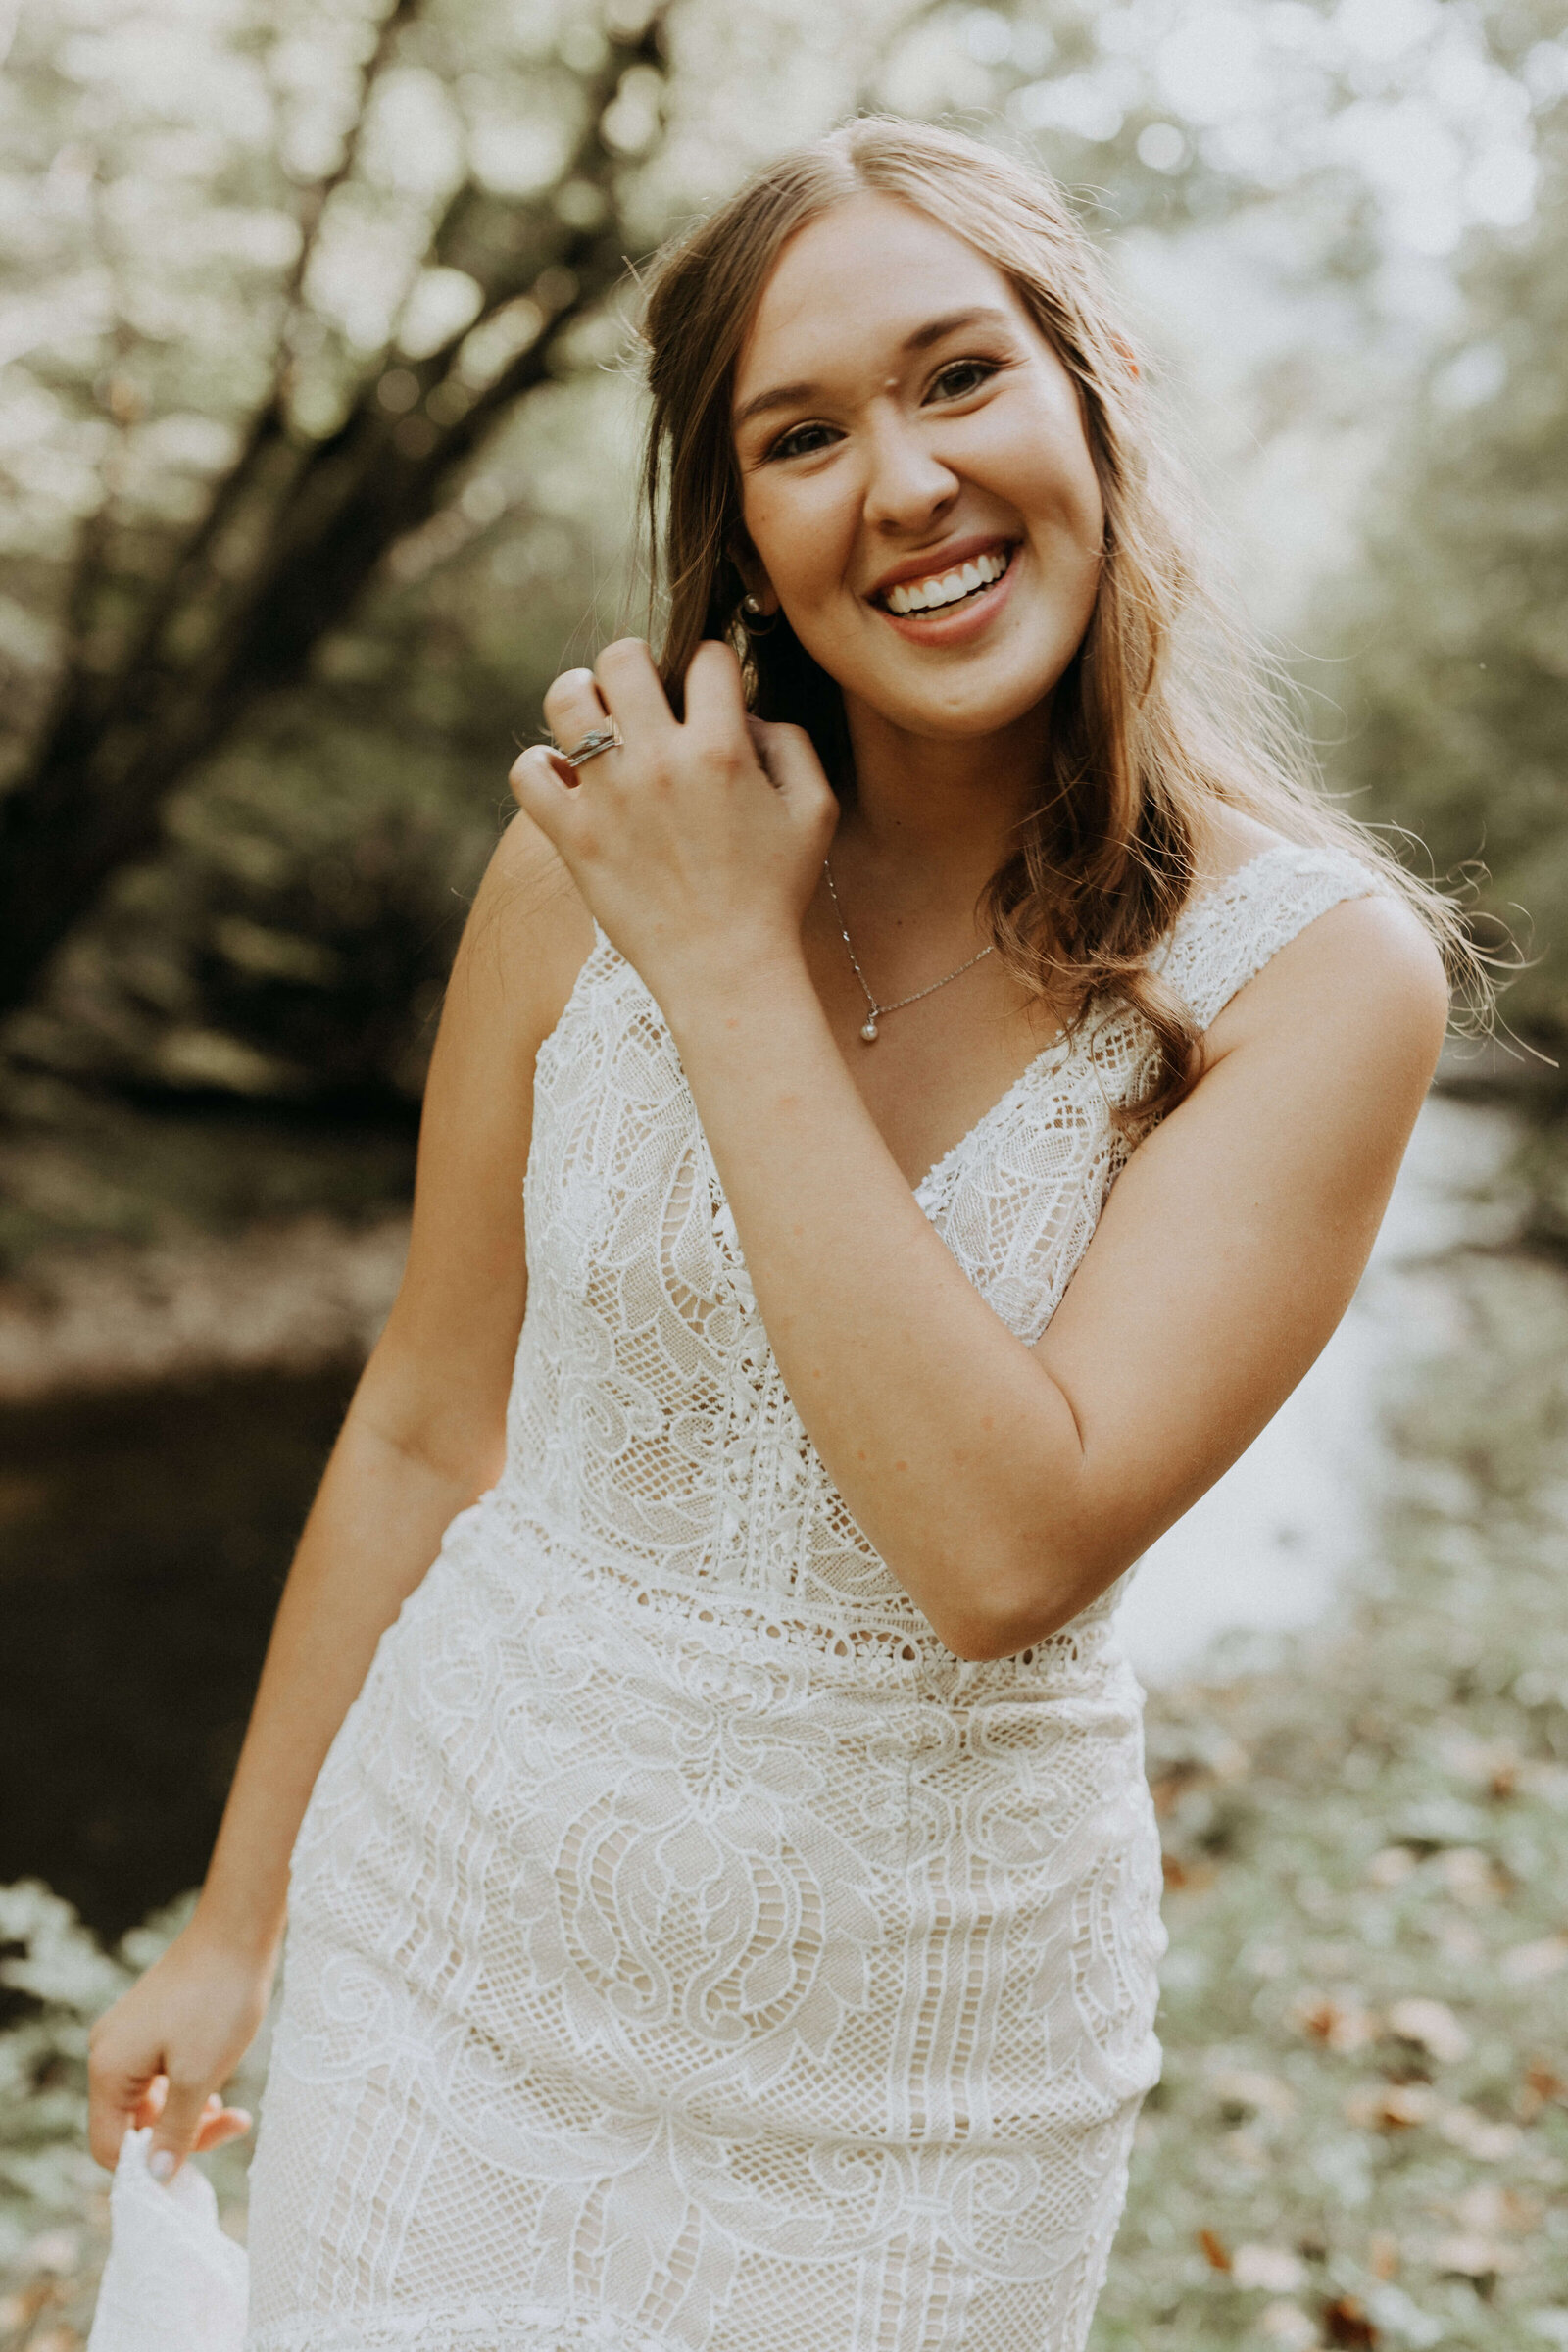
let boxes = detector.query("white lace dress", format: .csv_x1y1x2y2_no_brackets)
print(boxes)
244,845,1379,2352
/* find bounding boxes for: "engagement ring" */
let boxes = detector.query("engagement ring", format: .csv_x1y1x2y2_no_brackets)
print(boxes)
563,724,621,768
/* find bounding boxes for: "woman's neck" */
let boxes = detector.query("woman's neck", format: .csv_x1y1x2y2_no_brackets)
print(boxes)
833,693,1049,913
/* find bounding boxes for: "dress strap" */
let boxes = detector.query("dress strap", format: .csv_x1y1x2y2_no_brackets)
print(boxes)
1159,844,1387,1033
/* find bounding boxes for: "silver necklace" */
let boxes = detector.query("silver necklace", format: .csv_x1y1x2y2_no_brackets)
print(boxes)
822,858,995,1043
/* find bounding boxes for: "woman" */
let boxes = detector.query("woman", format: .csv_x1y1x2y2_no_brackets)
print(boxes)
88,118,1460,2352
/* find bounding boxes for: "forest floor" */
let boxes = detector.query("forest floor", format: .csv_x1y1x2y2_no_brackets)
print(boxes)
1091,1240,1568,2352
1,1138,1566,2352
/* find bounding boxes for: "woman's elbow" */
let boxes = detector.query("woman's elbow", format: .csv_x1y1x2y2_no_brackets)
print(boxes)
923,1534,1128,1664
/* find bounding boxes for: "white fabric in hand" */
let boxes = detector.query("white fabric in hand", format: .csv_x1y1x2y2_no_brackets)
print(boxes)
87,2127,248,2352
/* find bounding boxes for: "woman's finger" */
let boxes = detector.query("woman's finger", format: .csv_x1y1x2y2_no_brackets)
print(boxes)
593,636,677,738
89,2054,159,2170
683,637,751,742
509,743,582,837
147,2069,216,2184
748,718,837,827
193,2103,253,2154
541,666,608,753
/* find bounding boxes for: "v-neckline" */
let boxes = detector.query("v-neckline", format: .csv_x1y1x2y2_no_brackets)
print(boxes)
575,844,1299,1216
910,1027,1077,1208
906,844,1298,1207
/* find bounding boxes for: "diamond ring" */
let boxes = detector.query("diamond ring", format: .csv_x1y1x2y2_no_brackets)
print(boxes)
562,724,621,768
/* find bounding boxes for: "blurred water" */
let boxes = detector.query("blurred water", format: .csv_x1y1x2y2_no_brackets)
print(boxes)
1119,1094,1527,1685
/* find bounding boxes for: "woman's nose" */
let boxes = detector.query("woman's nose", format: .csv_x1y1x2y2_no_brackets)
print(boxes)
861,412,959,535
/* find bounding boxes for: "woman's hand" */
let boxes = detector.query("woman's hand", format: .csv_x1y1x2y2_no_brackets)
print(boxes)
509,638,836,1012
88,1920,274,2181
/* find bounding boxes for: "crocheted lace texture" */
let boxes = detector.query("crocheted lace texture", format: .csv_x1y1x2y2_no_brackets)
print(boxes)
244,848,1378,2352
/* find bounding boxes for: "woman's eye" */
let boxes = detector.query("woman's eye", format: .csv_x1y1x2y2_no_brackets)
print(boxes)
927,358,999,402
766,420,837,462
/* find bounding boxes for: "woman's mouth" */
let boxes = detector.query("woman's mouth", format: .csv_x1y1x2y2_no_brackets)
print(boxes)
879,545,1013,616
870,543,1019,643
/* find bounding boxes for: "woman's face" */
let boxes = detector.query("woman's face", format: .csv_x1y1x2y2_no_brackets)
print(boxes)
731,192,1105,746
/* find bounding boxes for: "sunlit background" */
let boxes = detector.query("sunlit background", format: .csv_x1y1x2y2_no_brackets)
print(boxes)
0,2,1565,2346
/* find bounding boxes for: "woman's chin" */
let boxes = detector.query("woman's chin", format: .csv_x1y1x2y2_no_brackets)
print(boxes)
847,662,1062,747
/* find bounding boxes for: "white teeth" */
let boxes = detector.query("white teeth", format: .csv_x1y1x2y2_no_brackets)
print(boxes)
884,547,1009,616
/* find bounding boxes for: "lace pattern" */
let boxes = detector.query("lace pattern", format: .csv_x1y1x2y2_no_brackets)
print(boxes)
245,846,1380,2352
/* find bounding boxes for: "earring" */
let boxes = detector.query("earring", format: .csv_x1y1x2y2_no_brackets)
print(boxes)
739,594,779,636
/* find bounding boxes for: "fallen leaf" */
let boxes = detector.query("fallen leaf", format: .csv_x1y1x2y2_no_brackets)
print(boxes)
1443,1736,1520,1796
1323,2294,1379,2348
1501,1934,1568,1984
1519,2060,1566,2120
1151,1763,1202,1815
1162,1854,1217,1890
1346,2082,1438,2130
1207,2066,1298,2119
1452,2183,1537,2234
1297,1991,1376,2053
1234,2244,1309,2293
1199,2227,1232,2271
1386,1995,1471,2065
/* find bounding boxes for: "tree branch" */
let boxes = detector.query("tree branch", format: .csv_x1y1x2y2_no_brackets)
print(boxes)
0,6,670,1017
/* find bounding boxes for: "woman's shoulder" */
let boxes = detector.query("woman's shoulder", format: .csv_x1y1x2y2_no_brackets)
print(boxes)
1183,804,1370,898
1186,804,1294,890
447,811,598,1056
1168,805,1448,1049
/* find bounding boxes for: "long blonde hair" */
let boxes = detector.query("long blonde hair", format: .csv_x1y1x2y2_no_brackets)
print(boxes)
640,116,1480,1116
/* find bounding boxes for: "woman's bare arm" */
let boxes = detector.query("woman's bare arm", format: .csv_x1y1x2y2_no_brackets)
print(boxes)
87,815,591,2177
514,638,1448,1665
665,887,1446,1659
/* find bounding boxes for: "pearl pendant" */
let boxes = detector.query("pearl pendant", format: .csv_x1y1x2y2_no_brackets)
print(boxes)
859,1017,879,1042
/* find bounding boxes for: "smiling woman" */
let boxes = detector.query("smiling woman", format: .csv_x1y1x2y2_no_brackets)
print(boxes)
87,117,1471,2352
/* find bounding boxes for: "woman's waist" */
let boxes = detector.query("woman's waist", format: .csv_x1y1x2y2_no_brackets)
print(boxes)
438,1476,1130,1706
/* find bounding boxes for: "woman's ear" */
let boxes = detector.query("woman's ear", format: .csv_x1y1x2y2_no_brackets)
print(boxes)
730,536,780,618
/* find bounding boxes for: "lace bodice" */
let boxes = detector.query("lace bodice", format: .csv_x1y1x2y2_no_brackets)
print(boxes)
499,844,1380,1661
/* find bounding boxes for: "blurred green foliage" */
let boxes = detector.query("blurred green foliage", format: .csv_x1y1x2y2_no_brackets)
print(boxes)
1321,0,1568,1057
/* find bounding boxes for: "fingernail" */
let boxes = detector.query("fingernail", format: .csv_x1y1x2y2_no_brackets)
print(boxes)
149,2149,176,2182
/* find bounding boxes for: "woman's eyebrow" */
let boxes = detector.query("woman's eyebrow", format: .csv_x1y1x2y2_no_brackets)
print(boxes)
731,306,1015,432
